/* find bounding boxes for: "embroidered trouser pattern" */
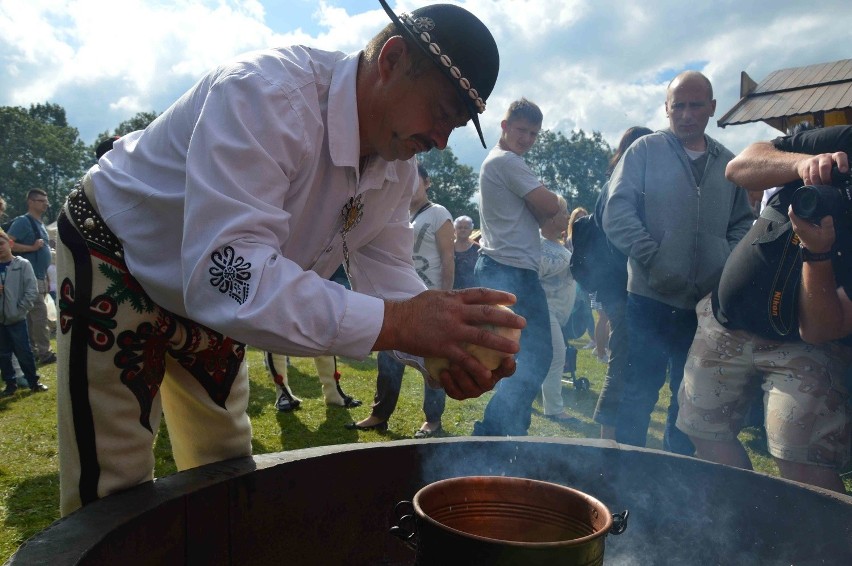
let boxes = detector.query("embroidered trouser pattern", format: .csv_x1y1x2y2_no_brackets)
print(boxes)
56,182,252,516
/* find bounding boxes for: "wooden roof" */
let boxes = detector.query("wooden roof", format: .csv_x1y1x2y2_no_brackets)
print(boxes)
718,58,852,130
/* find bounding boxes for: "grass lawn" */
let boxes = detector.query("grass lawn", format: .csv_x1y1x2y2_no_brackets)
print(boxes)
1,338,849,562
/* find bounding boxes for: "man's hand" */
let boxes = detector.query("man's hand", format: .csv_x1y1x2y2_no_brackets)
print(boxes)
790,205,852,343
795,152,849,187
789,206,835,253
439,355,517,400
375,288,525,400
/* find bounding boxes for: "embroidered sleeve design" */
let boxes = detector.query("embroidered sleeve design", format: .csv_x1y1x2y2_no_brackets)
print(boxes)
209,246,252,304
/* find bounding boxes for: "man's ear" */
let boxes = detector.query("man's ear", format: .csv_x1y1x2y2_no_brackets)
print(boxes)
377,35,408,82
500,119,509,133
710,99,717,116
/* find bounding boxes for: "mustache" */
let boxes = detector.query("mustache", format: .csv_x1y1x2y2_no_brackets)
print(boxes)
412,135,435,152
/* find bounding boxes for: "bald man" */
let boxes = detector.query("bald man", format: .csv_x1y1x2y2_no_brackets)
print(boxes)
603,71,753,455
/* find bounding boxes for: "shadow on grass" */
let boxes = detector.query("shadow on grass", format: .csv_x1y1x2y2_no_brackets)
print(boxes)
3,472,60,549
739,426,770,456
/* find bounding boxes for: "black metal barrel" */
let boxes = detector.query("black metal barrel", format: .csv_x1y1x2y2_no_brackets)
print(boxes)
7,438,852,565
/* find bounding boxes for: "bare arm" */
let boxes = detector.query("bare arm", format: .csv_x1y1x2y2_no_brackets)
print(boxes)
789,208,852,343
726,141,850,190
373,288,524,399
435,220,455,291
11,238,45,254
799,265,852,344
524,185,561,227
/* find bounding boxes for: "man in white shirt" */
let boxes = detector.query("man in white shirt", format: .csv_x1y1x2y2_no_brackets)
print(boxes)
472,98,562,436
56,1,521,515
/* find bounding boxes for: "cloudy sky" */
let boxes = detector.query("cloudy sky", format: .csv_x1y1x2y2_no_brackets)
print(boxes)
1,0,847,172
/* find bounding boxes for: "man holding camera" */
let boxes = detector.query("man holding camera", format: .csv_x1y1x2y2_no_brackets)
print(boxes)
677,125,852,492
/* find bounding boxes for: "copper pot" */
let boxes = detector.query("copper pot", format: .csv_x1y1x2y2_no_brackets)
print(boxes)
391,476,628,566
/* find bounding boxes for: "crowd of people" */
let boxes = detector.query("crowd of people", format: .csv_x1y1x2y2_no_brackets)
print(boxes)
29,0,847,517
264,75,851,496
0,189,57,397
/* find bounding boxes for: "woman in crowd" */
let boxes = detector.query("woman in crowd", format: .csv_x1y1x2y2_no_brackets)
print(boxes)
592,126,653,439
452,215,479,290
538,195,578,421
564,208,596,347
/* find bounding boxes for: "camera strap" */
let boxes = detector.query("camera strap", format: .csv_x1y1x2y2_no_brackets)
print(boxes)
756,204,802,338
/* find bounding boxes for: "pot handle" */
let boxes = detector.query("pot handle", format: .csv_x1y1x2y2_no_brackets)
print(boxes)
610,510,629,535
389,500,417,550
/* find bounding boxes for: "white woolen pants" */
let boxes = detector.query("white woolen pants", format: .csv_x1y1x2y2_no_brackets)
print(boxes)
57,178,252,517
266,354,347,406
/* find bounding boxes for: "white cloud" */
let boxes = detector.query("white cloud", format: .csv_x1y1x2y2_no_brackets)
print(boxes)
0,0,848,169
307,1,388,52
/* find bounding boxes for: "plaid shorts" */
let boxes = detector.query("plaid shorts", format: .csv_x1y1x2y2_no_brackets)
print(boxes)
677,296,852,468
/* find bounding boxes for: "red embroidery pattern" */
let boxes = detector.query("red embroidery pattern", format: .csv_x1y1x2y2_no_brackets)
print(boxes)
58,277,118,352
176,330,246,409
115,312,176,433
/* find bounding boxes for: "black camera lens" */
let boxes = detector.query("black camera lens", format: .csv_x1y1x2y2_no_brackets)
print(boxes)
791,186,820,220
791,183,849,223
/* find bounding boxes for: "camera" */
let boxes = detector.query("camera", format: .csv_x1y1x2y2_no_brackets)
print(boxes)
791,167,852,224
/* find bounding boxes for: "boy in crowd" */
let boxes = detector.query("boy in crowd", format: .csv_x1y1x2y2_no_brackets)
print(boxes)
0,229,48,396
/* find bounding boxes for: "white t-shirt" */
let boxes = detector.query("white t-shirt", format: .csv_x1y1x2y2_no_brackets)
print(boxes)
760,186,782,213
411,203,453,290
478,146,543,271
90,46,426,358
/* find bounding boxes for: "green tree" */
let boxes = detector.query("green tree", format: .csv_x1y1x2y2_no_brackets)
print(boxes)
418,146,479,221
524,128,612,212
0,103,89,221
91,111,160,161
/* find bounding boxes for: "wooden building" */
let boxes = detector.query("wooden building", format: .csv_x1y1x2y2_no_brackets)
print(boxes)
718,58,852,133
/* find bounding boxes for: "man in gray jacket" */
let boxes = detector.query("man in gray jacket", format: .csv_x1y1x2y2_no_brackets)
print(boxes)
603,71,753,454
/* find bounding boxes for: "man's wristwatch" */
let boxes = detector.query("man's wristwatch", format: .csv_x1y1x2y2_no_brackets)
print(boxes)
799,245,833,263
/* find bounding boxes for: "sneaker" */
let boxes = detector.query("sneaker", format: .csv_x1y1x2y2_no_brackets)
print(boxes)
38,353,57,365
1,385,17,397
582,340,596,350
30,383,48,393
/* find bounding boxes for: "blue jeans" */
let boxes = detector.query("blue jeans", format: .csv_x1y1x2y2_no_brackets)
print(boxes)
0,320,39,388
615,293,696,455
472,255,552,436
371,351,446,423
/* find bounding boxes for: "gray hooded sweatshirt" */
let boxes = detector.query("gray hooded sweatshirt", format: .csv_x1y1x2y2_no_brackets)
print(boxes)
0,256,38,325
603,129,753,310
